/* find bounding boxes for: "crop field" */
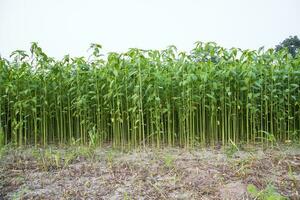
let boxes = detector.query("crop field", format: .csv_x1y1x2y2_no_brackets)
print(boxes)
0,42,300,199
0,42,300,148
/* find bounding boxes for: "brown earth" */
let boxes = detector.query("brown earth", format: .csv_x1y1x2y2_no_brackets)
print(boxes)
0,145,299,200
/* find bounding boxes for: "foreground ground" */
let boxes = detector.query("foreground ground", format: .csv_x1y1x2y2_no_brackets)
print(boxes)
0,144,299,200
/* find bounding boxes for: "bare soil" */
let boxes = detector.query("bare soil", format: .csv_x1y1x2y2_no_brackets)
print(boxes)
0,145,299,200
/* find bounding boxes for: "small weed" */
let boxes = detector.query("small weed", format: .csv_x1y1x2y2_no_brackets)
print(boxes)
225,139,239,158
123,192,132,200
234,157,255,178
36,148,58,171
12,186,30,200
75,146,95,160
63,151,77,167
106,149,117,168
247,184,287,200
163,153,175,169
33,148,71,170
70,137,81,146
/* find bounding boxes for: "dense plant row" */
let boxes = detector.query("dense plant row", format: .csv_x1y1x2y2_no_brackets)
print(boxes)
0,42,299,148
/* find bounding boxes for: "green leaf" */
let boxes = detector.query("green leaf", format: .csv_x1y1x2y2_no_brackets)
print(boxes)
247,184,258,196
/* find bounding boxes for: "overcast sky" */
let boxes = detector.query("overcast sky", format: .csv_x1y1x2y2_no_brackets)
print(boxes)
0,0,299,58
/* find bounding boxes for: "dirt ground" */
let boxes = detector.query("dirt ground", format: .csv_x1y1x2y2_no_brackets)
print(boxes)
0,144,299,200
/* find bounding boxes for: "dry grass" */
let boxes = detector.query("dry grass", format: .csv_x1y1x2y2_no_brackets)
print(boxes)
0,145,299,199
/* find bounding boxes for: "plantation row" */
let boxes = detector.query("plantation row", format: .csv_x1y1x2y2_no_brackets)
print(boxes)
0,42,299,148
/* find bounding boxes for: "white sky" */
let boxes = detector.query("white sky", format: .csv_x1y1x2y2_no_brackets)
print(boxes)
0,0,299,58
